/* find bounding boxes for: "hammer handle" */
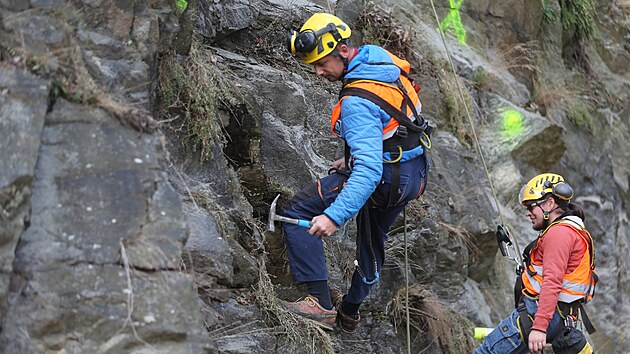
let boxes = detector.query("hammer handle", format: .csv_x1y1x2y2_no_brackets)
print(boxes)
275,215,313,228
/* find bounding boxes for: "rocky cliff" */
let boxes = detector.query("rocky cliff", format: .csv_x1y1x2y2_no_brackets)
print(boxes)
1,0,628,353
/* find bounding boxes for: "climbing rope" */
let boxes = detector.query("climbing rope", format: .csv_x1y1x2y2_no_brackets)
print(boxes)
403,208,411,354
427,0,524,260
397,3,527,352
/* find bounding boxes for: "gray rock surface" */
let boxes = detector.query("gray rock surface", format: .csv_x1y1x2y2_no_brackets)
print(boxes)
1,0,629,353
0,0,214,352
0,98,212,353
0,67,49,316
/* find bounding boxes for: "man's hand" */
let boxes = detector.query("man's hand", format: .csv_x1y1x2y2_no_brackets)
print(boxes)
309,214,338,237
331,157,345,170
528,329,546,353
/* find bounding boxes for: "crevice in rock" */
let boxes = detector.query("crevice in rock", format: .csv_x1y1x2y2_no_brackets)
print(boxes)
129,1,138,41
220,103,275,222
47,82,61,114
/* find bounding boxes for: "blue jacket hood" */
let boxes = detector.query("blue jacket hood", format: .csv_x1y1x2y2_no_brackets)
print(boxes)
345,45,400,83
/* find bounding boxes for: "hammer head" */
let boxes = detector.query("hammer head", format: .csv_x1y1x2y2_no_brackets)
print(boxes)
268,194,280,232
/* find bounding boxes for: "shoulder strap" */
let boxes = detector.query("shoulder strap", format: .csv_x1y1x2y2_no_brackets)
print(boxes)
339,86,430,134
522,237,539,268
550,218,595,269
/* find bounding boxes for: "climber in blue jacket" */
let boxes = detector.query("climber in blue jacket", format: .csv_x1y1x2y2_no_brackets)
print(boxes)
281,13,431,333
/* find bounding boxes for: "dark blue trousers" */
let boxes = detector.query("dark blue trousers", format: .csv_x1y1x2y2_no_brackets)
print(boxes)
283,155,427,306
474,297,563,354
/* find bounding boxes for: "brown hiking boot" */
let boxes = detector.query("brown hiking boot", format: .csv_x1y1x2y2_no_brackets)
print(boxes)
281,295,337,331
329,287,344,309
329,288,361,333
337,307,361,333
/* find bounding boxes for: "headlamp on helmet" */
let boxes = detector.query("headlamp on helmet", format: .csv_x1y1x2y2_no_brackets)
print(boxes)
519,173,574,205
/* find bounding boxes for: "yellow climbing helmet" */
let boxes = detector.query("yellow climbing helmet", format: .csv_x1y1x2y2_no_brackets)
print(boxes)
287,13,351,64
518,173,574,205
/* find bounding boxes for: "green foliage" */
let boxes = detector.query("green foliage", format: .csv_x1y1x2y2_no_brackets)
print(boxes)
158,40,240,161
532,78,595,133
566,99,594,131
0,41,17,59
471,68,493,90
541,0,558,25
560,0,596,41
561,0,596,40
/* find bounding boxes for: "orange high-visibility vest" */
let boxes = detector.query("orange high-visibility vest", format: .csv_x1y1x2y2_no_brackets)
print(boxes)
330,50,421,140
522,219,597,303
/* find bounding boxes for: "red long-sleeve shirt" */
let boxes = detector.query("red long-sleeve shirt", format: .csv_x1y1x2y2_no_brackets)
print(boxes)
531,226,588,332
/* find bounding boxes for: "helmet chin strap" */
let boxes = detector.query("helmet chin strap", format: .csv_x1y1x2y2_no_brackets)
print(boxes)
331,51,349,79
540,206,560,220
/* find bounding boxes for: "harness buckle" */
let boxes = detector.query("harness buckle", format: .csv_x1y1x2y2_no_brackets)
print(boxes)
395,125,408,138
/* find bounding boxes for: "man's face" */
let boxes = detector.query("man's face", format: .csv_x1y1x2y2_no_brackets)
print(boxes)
311,49,346,82
524,198,550,231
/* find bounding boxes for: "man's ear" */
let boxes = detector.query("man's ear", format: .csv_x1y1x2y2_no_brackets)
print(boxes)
337,44,350,58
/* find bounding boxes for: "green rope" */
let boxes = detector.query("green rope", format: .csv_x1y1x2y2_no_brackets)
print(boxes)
176,0,188,13
439,0,468,45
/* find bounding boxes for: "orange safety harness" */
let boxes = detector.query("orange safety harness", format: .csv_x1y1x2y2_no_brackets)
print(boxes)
330,50,432,207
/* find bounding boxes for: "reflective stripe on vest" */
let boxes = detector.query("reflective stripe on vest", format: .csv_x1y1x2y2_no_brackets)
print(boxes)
521,220,597,303
330,51,421,139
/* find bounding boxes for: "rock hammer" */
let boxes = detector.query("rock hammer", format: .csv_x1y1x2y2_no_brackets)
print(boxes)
268,194,313,232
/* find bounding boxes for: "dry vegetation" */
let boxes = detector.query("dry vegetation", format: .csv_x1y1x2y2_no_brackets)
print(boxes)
355,7,413,59
158,39,242,161
471,41,541,92
388,285,477,353
532,77,595,131
437,220,480,259
254,254,336,354
384,231,424,274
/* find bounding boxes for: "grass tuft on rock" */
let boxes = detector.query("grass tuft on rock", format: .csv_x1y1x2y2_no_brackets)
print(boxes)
388,285,477,353
254,253,335,354
533,78,595,132
438,69,475,148
158,39,241,161
355,6,413,59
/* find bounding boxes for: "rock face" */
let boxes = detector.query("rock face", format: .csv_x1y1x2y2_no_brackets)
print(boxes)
1,0,629,354
184,0,630,353
0,1,213,353
0,67,49,318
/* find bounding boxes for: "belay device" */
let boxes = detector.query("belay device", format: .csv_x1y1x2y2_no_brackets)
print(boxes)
496,224,524,275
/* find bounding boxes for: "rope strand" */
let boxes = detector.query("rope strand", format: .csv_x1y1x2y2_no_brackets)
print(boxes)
428,0,524,261
403,208,411,354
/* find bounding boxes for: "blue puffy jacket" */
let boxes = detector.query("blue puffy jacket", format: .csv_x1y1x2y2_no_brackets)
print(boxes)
323,45,425,226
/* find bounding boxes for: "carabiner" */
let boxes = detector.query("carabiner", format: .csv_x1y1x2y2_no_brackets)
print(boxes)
420,131,431,150
383,146,403,163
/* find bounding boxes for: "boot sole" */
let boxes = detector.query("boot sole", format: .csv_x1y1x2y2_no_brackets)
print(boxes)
302,317,335,331
337,323,357,334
